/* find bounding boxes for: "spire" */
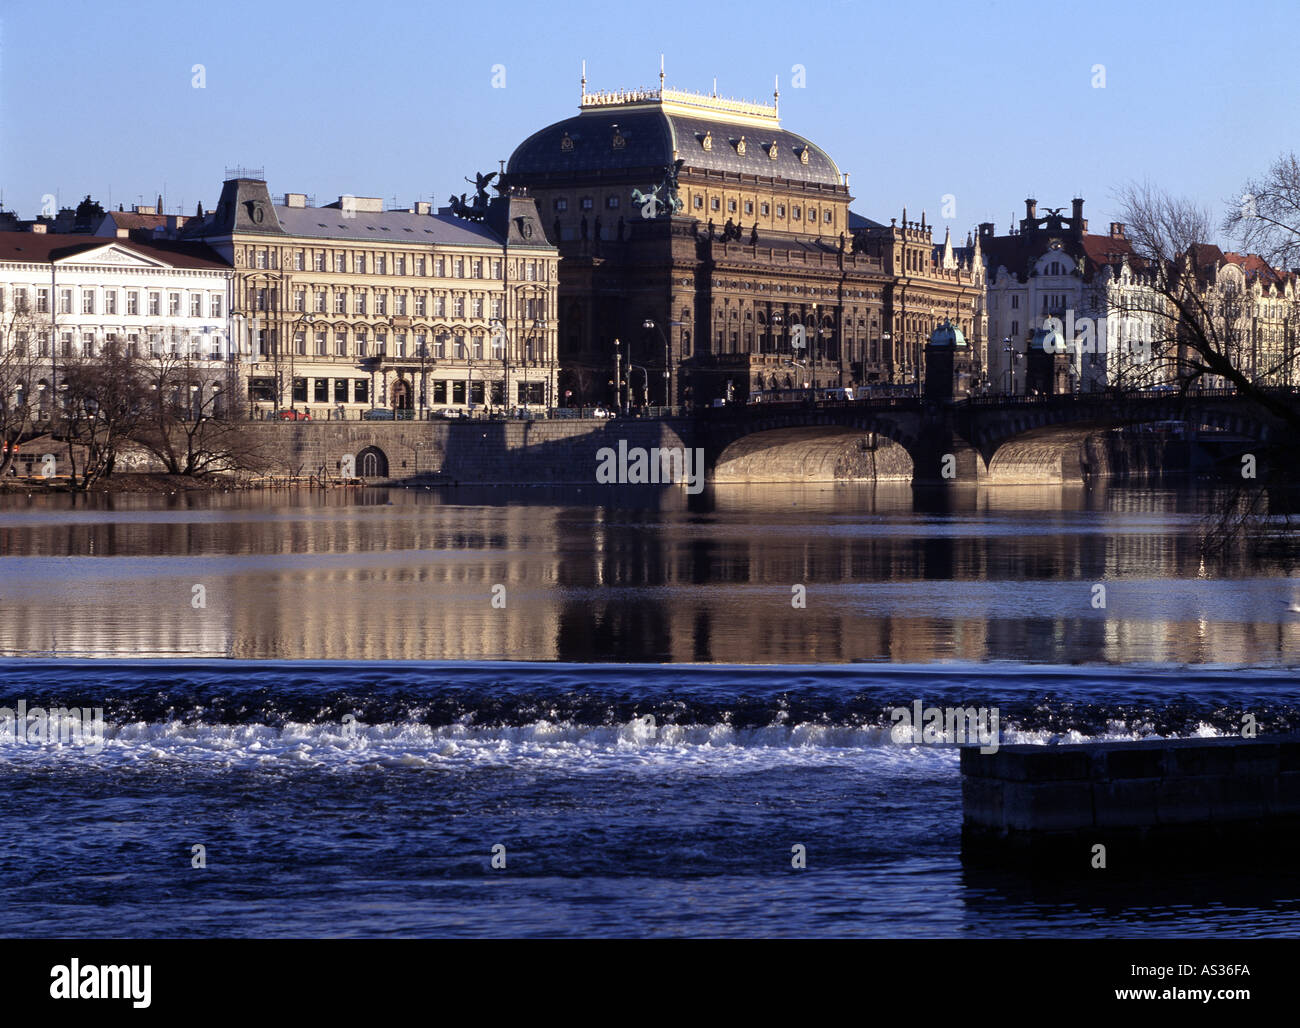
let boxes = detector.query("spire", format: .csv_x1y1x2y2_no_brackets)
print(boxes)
581,59,587,102
773,73,780,116
659,53,665,91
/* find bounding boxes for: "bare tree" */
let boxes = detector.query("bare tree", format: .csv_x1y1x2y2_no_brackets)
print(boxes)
0,291,44,477
1113,181,1300,435
58,339,147,490
130,337,266,476
1222,151,1300,270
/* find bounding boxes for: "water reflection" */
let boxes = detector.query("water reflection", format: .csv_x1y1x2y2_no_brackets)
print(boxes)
0,482,1296,663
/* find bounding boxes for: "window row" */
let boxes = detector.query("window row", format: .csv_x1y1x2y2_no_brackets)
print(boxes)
247,250,552,281
254,329,550,361
1,286,223,318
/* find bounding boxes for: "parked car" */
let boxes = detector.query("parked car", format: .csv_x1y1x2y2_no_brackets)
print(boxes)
362,408,395,421
590,406,615,419
275,409,311,421
439,408,464,419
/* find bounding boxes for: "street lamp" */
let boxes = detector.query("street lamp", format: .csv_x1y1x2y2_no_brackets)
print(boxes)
643,317,682,409
1002,336,1021,394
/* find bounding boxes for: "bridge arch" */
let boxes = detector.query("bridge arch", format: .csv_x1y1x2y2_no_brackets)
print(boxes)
356,445,389,479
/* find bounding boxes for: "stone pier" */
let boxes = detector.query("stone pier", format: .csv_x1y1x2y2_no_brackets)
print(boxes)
960,735,1300,870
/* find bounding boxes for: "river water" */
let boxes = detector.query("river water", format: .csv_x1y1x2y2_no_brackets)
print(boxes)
1,482,1298,936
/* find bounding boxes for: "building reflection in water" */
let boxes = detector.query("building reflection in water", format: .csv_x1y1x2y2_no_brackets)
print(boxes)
0,482,1295,664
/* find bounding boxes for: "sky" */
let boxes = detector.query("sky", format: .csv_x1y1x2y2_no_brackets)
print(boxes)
0,0,1289,246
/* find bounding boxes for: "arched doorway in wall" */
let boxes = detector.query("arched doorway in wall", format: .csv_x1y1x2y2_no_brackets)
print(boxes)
357,446,389,478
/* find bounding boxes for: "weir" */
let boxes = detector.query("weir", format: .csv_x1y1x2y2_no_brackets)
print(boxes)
960,735,1300,870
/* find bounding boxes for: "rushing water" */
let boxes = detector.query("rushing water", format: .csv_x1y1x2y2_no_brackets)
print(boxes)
1,482,1298,937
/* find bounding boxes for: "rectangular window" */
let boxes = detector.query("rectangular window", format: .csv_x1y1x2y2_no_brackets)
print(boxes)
433,380,447,404
335,291,346,314
395,333,406,358
334,378,349,403
415,293,426,316
355,254,367,274
294,332,306,356
472,259,483,279
315,330,327,356
82,291,95,314
249,377,276,401
355,293,367,314
491,296,503,319
335,332,347,356
36,288,49,313
434,294,446,317
189,293,201,317
314,252,325,272
149,292,161,316
60,289,73,314
105,290,117,315
395,256,405,275
395,294,407,315
471,296,483,318
415,257,426,276
356,334,368,357
376,294,388,315
335,253,346,273
375,333,387,357
126,291,138,315
492,259,502,279
314,378,328,402
435,256,446,277
210,294,222,318
452,380,466,404
168,292,181,316
375,255,386,275
295,251,305,271
292,378,308,403
354,379,369,404
255,250,267,269
315,291,327,313
454,258,464,278
293,289,306,312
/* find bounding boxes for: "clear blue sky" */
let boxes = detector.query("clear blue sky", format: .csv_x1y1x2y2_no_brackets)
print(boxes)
0,0,1288,243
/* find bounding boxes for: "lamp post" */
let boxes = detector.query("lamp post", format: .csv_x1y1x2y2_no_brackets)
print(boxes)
613,337,626,414
642,317,682,409
1002,336,1020,394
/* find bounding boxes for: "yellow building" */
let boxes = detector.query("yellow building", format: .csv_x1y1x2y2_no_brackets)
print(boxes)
182,175,559,418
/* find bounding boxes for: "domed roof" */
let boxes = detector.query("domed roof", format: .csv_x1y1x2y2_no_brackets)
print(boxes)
508,89,842,188
928,320,967,348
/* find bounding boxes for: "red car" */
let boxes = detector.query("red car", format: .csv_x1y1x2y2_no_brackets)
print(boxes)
275,410,312,421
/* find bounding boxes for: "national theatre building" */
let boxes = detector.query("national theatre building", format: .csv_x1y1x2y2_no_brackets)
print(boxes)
504,73,987,407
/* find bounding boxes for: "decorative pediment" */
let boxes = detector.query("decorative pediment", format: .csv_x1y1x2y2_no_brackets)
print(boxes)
57,244,170,269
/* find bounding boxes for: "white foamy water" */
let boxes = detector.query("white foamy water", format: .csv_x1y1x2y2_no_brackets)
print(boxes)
0,714,1236,774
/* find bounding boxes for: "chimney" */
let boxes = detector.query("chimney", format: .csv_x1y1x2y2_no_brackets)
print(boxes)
414,201,432,215
116,227,130,238
283,193,307,208
978,221,994,237
1025,198,1037,221
1110,222,1126,239
1072,198,1084,223
30,223,47,233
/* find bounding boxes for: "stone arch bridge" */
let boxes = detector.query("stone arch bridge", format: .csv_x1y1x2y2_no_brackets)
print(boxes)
702,390,1283,485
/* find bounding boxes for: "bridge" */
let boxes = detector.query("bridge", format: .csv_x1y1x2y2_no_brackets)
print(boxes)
701,389,1285,486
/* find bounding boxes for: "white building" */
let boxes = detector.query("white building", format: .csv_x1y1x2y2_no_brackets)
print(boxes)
0,230,233,414
980,199,1165,393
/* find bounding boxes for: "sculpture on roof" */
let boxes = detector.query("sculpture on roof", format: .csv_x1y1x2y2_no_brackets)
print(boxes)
449,171,497,222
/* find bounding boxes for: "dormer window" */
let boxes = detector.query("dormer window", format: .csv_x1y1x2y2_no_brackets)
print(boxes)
799,147,810,165
611,125,626,150
560,132,574,152
768,142,778,160
701,131,713,151
736,136,746,155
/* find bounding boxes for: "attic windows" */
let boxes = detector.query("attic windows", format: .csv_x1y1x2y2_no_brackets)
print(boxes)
798,147,810,165
554,198,568,212
611,126,626,150
560,132,574,152
736,136,746,156
701,131,713,151
768,142,778,160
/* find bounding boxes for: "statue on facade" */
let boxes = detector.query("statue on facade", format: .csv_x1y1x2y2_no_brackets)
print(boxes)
630,159,686,220
750,222,759,245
